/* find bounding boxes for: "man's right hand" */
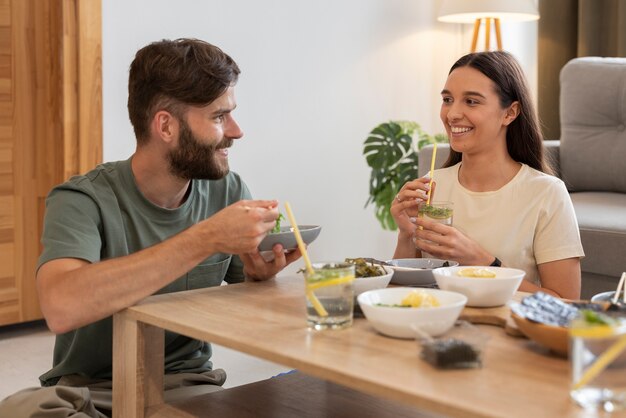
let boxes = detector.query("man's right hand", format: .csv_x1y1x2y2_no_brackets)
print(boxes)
201,200,280,254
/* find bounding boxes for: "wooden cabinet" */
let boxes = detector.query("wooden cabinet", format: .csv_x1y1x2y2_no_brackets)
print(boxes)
0,0,101,326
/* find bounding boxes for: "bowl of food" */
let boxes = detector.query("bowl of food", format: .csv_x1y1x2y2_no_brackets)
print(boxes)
510,313,569,356
386,258,459,286
357,287,467,339
591,291,620,304
433,266,525,307
345,258,393,297
509,292,607,357
258,225,321,252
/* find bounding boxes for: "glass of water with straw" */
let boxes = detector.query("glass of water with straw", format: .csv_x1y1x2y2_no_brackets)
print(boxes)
285,202,355,330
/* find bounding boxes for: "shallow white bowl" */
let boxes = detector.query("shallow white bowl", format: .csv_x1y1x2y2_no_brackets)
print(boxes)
353,266,393,297
433,266,525,308
386,258,459,286
357,287,467,339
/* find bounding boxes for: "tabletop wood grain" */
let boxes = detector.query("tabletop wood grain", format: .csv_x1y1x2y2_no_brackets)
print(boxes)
114,277,595,418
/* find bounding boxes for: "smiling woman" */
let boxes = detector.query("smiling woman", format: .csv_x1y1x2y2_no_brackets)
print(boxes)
391,50,584,301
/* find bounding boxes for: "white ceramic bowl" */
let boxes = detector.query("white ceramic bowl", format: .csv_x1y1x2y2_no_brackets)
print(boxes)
357,287,467,339
386,258,459,286
353,266,393,297
433,266,525,308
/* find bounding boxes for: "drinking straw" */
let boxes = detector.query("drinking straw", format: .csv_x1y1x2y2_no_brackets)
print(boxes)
426,143,437,205
572,332,626,390
284,202,328,317
612,272,626,304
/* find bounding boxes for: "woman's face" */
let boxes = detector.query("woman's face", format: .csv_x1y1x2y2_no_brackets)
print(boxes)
440,66,517,156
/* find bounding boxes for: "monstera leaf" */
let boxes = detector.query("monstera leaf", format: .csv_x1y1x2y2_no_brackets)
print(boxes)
363,121,448,230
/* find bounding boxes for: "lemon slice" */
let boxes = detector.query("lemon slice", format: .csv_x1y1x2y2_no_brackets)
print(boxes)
400,290,440,308
457,268,496,278
569,324,617,339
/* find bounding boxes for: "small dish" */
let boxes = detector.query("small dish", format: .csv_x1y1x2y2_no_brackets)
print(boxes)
386,258,459,286
258,225,321,252
591,291,615,303
353,266,393,297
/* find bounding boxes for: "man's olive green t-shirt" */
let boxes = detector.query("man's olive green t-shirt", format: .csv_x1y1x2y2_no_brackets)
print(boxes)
37,158,251,386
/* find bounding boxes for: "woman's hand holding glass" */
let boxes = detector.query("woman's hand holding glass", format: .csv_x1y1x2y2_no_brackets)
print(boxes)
412,216,493,266
390,177,432,239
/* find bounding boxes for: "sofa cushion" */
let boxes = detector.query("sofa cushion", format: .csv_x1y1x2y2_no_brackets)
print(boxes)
560,57,626,193
570,192,626,277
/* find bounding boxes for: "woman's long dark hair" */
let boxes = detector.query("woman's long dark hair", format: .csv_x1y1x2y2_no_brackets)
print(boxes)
442,51,553,175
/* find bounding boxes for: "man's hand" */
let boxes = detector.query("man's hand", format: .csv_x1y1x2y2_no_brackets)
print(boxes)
240,245,302,281
201,200,280,254
200,199,303,280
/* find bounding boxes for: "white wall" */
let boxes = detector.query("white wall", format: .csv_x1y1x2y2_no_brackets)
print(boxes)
102,1,537,274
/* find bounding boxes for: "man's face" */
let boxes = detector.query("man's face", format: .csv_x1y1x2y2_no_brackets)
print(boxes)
167,87,242,180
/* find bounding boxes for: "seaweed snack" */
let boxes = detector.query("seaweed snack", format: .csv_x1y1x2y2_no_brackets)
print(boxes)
510,292,603,327
344,258,385,278
421,338,481,369
417,321,485,369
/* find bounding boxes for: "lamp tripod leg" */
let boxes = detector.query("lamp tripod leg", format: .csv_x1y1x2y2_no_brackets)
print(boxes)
495,18,502,50
471,18,480,53
485,17,491,50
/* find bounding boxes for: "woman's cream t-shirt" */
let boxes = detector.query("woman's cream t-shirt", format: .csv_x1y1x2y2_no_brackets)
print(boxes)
432,163,584,285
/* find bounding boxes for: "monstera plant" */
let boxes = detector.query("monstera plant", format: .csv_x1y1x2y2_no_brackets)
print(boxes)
363,121,448,230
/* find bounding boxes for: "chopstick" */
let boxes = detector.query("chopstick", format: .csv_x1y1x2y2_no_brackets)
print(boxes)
284,202,314,275
284,202,328,317
612,272,626,305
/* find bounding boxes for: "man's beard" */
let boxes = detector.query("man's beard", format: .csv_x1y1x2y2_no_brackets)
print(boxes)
168,119,233,180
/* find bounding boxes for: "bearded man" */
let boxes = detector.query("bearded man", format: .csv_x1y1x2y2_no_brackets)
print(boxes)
0,38,300,418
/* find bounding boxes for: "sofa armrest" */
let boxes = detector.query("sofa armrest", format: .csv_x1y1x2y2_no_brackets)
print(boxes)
544,140,561,179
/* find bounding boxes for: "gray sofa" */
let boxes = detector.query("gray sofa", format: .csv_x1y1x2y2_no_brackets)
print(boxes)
418,57,626,299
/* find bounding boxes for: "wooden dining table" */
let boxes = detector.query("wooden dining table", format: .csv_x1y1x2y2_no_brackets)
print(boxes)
112,276,595,418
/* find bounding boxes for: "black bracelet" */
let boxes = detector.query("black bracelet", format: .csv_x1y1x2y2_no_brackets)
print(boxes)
490,257,502,267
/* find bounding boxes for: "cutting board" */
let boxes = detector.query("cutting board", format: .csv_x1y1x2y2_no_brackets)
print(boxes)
460,304,522,337
459,292,530,338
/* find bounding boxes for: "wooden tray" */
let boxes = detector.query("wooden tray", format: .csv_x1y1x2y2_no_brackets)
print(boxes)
459,292,530,337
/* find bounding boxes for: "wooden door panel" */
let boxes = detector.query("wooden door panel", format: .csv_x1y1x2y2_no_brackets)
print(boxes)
0,0,101,327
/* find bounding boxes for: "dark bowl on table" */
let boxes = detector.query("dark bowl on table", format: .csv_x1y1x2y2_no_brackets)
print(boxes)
386,258,459,286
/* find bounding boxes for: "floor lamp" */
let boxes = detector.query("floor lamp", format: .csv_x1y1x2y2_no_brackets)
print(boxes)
438,0,539,52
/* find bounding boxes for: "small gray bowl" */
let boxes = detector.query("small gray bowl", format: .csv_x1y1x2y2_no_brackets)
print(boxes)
386,258,459,286
258,225,321,252
591,291,619,303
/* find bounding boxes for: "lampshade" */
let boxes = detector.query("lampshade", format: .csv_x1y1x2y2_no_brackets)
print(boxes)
438,0,539,23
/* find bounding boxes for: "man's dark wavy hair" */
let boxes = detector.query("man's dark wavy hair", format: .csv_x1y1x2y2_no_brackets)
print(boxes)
128,38,240,143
